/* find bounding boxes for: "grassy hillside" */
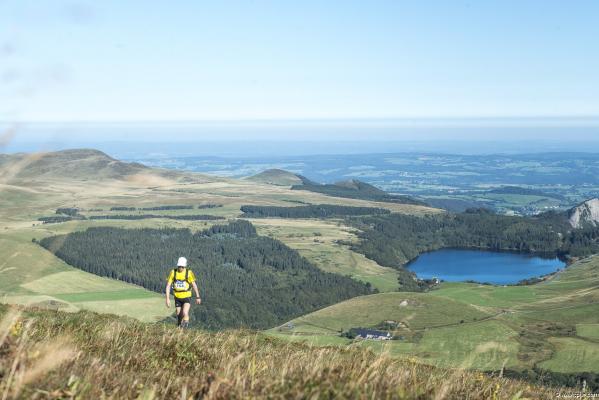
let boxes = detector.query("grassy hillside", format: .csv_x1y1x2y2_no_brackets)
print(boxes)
0,303,559,399
0,230,170,323
246,168,304,186
38,221,373,330
1,149,437,319
272,255,599,387
251,218,400,292
0,149,149,181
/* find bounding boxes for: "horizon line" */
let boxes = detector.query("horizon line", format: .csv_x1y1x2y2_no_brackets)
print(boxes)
2,115,599,126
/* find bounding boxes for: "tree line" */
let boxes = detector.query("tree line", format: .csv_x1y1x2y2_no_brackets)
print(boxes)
39,220,372,330
88,214,224,221
38,216,79,224
240,204,390,218
56,208,81,216
39,214,224,223
108,204,222,211
347,209,598,290
291,178,426,205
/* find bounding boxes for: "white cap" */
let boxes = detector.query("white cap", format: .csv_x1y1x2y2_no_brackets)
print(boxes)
177,257,188,267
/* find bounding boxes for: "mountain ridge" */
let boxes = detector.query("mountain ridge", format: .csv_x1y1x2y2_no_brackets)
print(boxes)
0,148,148,181
291,176,427,206
0,148,216,184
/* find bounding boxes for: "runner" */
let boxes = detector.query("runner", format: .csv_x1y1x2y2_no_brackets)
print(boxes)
165,257,201,328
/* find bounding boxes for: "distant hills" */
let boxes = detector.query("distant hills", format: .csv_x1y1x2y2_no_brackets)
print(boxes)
247,169,426,206
248,166,599,230
292,177,427,206
246,168,304,186
247,170,571,210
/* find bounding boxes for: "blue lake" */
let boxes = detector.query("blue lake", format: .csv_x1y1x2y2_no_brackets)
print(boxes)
407,249,565,285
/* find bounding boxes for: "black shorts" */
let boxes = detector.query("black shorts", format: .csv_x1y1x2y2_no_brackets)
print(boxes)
175,297,191,307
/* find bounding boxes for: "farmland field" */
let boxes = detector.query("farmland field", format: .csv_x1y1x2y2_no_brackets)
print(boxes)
271,255,599,374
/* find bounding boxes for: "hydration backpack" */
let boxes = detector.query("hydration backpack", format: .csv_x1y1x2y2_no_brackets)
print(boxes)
172,268,191,292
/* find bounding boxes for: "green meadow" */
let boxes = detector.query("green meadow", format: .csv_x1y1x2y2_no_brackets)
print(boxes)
271,255,599,374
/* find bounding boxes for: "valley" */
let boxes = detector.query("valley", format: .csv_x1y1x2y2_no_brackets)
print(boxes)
1,149,599,392
4,2,597,397
271,255,599,381
0,150,431,321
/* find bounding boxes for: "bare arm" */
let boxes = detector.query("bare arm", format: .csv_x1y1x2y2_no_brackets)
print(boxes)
165,282,171,307
192,282,201,304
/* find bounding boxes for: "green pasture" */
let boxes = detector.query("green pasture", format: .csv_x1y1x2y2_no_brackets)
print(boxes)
429,283,541,307
539,338,599,373
252,218,399,292
577,324,599,340
0,228,170,322
282,292,492,335
274,256,599,374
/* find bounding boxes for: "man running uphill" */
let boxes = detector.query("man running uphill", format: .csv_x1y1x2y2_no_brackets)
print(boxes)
165,257,201,328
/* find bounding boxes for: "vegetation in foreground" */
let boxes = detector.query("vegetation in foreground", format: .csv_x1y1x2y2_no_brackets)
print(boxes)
0,303,562,399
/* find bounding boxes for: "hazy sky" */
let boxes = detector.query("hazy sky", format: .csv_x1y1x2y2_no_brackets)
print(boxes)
2,0,599,123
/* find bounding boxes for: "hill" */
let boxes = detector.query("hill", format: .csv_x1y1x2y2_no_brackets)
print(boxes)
569,198,599,228
0,148,217,185
0,303,557,399
246,168,304,186
292,177,427,205
273,255,599,390
0,149,435,323
38,220,373,329
0,149,150,181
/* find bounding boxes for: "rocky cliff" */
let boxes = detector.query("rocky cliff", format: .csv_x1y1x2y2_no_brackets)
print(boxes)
569,198,599,229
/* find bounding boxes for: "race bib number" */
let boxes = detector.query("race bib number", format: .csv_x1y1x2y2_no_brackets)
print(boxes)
174,280,188,291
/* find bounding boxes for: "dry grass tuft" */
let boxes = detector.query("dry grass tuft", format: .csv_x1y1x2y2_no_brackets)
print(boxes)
0,304,560,399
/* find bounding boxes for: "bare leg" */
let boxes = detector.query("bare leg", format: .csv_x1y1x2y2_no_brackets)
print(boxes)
176,306,182,326
181,302,191,328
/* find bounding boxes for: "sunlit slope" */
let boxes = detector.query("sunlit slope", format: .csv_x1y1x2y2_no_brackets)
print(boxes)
0,149,215,183
0,150,438,223
251,218,399,291
270,291,518,370
272,256,599,373
430,255,599,319
0,303,556,399
284,292,493,333
246,168,304,186
0,228,170,322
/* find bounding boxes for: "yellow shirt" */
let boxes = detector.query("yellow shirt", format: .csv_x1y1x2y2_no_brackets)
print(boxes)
167,268,196,299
